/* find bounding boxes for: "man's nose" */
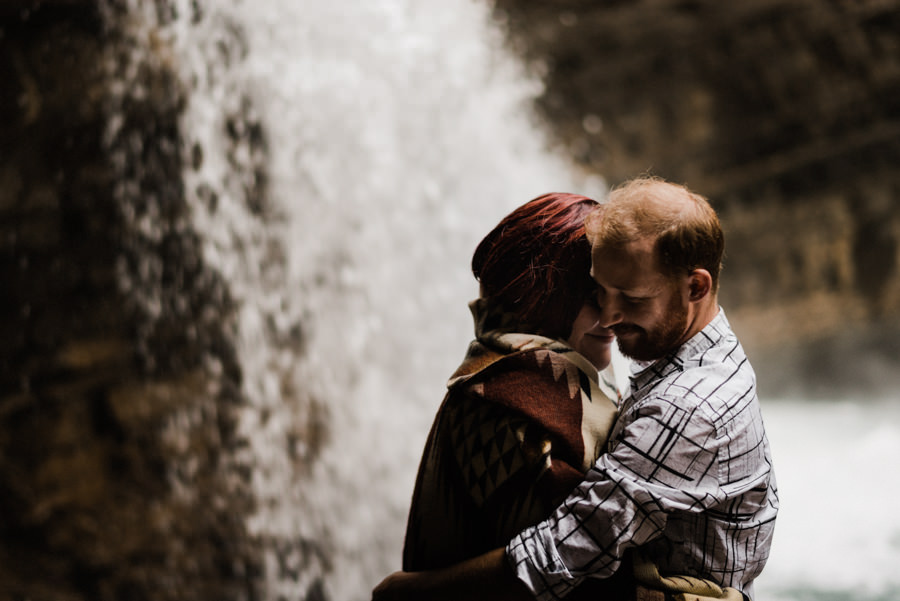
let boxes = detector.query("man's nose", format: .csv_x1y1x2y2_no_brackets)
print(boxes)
599,297,623,328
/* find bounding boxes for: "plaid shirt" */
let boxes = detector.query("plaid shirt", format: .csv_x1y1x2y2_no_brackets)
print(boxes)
507,309,778,599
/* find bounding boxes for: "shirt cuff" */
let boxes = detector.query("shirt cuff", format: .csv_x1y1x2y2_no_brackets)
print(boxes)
506,521,579,601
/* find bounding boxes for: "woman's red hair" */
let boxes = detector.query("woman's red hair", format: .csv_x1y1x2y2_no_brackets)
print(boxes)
472,192,599,340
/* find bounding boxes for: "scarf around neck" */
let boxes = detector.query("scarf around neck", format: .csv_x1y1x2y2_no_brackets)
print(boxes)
449,298,620,473
403,298,620,571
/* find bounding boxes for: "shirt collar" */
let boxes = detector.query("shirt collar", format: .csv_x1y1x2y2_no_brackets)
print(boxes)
628,307,731,389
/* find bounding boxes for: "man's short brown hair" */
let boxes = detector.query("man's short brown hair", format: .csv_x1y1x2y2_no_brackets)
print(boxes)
585,176,724,290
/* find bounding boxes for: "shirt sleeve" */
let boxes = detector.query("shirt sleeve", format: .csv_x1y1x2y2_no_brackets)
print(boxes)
506,393,725,600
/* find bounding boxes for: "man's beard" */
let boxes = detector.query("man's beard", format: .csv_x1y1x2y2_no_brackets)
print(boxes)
614,294,688,362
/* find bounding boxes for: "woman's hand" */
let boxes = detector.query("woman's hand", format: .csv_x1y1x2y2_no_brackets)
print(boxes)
371,548,532,601
371,570,417,601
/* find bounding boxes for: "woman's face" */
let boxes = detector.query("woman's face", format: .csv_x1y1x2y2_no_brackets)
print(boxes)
567,301,615,370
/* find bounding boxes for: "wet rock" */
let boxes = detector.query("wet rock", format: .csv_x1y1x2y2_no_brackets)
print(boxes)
0,3,263,599
491,0,900,394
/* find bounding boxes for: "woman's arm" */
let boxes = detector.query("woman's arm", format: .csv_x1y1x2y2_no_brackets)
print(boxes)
371,547,534,601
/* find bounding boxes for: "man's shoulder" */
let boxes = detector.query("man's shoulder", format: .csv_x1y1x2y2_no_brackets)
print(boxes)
633,349,757,417
678,309,745,360
674,310,754,383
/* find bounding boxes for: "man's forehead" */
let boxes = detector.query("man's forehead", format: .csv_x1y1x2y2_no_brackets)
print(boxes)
595,235,655,255
591,237,656,267
590,240,665,291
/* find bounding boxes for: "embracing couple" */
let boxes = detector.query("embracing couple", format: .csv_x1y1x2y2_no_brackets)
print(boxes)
373,177,779,601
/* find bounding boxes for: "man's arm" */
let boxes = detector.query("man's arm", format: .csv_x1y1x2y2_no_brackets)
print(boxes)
371,547,534,601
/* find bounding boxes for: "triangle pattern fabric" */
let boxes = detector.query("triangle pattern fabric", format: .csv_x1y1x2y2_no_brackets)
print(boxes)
449,396,530,506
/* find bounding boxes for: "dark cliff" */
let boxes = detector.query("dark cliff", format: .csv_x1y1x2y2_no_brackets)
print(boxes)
491,0,900,397
0,3,263,599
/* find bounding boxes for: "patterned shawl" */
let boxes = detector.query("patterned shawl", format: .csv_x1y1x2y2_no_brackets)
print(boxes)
402,299,619,572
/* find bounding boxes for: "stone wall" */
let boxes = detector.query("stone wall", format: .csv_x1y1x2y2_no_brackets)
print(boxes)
0,3,263,599
491,0,900,396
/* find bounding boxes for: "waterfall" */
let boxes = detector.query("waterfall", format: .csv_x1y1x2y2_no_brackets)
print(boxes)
128,1,603,599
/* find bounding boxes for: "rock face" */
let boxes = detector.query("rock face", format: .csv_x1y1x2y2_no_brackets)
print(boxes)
491,0,900,396
0,3,263,599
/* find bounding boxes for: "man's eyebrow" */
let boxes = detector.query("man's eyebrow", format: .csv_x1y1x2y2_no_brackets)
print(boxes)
626,282,668,297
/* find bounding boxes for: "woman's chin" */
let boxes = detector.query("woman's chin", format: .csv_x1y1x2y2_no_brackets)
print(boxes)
583,347,612,371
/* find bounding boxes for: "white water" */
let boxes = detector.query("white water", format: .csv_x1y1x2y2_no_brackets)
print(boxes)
755,398,900,601
152,0,601,599
128,1,900,600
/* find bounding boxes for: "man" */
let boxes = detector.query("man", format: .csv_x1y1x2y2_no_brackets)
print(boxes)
372,177,778,601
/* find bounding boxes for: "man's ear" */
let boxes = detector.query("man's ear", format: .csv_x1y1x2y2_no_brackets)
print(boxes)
688,269,713,301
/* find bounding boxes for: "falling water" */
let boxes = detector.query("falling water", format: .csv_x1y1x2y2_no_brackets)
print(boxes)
127,1,602,599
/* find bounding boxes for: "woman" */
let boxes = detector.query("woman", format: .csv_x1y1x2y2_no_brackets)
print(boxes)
401,193,629,597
